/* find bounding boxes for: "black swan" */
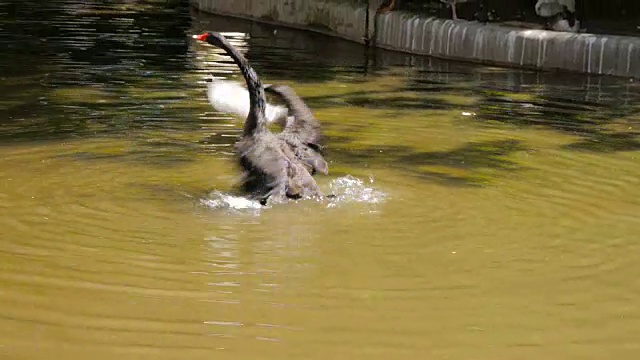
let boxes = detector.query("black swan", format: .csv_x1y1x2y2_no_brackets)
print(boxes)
193,31,323,204
205,80,329,175
264,84,328,176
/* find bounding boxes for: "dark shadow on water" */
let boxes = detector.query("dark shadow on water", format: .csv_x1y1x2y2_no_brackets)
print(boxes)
333,139,528,187
345,95,453,110
562,131,640,153
473,78,640,153
403,139,525,170
55,138,201,167
301,88,473,112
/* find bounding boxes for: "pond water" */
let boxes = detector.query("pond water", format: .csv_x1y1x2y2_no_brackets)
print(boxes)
2,1,640,359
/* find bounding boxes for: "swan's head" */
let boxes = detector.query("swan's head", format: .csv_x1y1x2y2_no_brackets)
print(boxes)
192,31,227,48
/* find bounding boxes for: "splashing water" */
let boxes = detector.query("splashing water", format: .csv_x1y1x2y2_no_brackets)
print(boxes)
199,176,386,213
326,175,387,208
200,191,263,213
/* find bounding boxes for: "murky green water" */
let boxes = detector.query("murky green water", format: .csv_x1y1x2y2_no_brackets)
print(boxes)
2,1,640,359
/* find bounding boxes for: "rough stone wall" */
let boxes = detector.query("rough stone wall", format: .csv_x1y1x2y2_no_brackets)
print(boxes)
191,0,640,79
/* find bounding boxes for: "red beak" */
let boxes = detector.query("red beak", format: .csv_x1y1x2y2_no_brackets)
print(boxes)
192,33,209,41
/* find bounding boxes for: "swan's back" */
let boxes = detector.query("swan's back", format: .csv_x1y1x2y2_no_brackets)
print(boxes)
234,131,322,203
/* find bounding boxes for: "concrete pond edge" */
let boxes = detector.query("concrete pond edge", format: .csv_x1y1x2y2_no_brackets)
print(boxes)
191,0,640,79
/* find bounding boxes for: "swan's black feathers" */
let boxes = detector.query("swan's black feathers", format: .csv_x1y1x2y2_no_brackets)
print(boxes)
194,31,326,205
265,85,329,175
265,85,324,146
235,132,321,202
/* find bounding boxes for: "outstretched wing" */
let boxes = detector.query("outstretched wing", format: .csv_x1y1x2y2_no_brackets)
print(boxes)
207,77,289,123
264,85,324,147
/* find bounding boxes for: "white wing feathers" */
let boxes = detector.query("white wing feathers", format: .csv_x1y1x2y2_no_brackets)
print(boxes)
207,78,289,124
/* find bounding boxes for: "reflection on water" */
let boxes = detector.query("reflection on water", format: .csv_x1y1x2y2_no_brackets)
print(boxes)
2,1,640,359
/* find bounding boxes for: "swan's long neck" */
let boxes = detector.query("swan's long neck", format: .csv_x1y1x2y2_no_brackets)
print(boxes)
217,37,266,136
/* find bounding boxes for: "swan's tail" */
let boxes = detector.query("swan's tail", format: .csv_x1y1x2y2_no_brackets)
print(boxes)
206,77,289,124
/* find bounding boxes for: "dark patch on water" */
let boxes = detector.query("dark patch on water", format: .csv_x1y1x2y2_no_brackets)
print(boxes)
333,139,528,187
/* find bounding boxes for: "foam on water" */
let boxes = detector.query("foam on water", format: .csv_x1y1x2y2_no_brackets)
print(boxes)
199,176,386,214
200,191,263,214
326,175,387,208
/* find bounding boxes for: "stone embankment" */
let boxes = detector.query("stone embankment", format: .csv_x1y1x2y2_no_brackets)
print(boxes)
191,0,640,78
